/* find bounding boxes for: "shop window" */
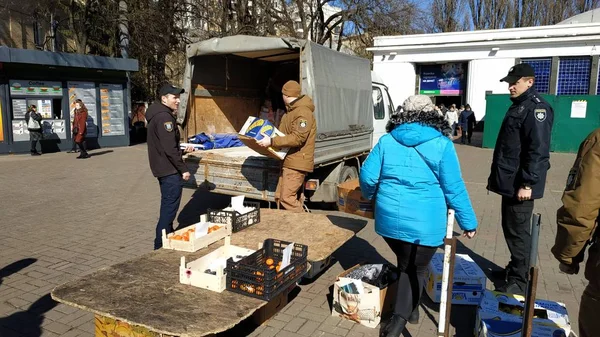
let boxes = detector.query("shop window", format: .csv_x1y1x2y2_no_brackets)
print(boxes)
596,66,600,95
52,99,62,119
557,57,591,95
521,58,551,94
372,86,385,120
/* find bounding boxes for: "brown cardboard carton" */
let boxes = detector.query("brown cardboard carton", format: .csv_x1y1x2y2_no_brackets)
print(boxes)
331,264,397,328
336,179,374,219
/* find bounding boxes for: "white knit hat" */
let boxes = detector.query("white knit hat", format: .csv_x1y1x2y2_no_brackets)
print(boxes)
402,95,436,114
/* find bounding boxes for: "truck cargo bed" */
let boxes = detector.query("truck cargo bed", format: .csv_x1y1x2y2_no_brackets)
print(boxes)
185,146,281,201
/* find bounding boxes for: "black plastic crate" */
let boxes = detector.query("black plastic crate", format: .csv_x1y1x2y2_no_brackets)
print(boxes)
207,201,261,233
225,239,308,301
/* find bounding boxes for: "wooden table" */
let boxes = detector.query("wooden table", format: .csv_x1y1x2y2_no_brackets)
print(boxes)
51,209,361,337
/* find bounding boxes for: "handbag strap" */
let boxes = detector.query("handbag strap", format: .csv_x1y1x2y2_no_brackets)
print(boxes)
412,140,441,183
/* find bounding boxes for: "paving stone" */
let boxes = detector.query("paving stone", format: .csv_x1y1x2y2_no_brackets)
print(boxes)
0,138,586,337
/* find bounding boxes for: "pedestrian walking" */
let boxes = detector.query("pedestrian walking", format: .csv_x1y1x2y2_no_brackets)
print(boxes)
359,95,477,337
72,99,90,159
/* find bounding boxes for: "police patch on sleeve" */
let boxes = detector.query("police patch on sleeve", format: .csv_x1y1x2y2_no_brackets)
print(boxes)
164,121,174,132
299,119,307,128
534,109,546,122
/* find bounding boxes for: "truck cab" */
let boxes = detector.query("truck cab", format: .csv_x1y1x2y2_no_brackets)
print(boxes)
371,71,395,147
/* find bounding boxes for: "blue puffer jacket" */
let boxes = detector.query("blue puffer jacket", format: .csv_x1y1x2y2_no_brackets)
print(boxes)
359,123,477,247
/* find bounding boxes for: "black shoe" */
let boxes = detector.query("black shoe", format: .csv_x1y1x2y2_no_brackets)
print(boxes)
381,314,407,337
494,280,525,296
77,153,90,159
491,268,508,282
408,307,419,324
30,152,41,156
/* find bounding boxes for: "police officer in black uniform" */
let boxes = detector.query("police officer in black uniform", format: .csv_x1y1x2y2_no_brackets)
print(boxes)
146,83,194,250
487,63,554,294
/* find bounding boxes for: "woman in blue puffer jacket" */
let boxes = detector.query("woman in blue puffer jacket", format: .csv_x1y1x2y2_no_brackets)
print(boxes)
360,95,477,337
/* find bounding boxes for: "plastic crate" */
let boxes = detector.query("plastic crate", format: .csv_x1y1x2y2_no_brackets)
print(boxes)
207,201,261,233
225,239,308,301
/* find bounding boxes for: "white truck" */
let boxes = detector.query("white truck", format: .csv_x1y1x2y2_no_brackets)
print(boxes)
178,35,394,205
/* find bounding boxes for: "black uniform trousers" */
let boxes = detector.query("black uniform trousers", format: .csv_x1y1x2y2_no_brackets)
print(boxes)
154,173,183,249
501,196,534,287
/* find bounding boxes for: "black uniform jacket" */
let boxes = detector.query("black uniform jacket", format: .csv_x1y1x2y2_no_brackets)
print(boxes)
487,87,554,199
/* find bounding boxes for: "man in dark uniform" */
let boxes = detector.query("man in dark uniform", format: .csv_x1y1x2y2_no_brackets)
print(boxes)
146,83,194,249
487,63,554,294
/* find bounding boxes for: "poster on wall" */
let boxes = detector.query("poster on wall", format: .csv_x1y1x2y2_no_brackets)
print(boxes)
0,100,4,142
68,82,98,138
37,99,52,119
100,84,125,136
11,120,29,142
419,63,466,96
12,99,28,119
9,80,63,96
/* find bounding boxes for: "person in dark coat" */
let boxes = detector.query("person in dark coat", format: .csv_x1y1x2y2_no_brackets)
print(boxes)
25,105,43,156
72,99,90,159
487,63,554,295
459,104,476,144
146,83,195,249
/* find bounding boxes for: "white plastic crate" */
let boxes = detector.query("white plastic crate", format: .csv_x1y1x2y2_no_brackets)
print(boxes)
161,215,229,253
179,236,255,293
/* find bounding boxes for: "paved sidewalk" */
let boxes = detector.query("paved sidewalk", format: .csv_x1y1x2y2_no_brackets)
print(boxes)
0,136,584,337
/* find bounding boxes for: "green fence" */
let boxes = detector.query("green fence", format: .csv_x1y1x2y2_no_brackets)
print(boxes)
482,94,600,153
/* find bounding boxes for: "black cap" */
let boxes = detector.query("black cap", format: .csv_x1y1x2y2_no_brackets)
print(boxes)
159,83,184,97
500,63,535,83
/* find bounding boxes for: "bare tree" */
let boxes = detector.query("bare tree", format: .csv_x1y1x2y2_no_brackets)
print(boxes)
468,0,514,30
432,0,466,32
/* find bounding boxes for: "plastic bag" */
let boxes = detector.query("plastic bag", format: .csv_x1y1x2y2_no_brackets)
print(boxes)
344,264,398,289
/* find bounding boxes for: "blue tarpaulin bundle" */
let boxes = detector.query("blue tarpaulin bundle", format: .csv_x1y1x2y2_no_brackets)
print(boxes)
187,133,243,150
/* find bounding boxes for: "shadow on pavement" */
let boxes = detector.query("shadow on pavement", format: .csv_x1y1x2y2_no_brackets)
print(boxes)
0,294,58,337
89,150,114,157
326,214,369,234
0,258,37,288
177,188,232,227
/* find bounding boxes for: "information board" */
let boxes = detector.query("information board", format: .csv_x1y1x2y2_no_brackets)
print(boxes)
68,82,98,138
100,84,125,136
12,99,28,119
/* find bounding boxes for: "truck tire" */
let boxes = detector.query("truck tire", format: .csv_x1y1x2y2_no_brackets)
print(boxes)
339,165,358,183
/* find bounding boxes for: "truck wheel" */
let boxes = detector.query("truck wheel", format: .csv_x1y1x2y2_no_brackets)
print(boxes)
339,165,358,183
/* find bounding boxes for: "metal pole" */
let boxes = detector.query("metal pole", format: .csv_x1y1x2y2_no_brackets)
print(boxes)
438,209,457,337
521,213,541,337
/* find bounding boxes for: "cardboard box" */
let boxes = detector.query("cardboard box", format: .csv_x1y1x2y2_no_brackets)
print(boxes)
252,284,295,325
426,253,487,305
179,241,255,293
336,179,374,219
238,117,289,160
475,290,571,337
331,264,396,328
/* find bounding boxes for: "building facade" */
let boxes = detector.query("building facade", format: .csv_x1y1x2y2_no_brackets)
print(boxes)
369,22,600,122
